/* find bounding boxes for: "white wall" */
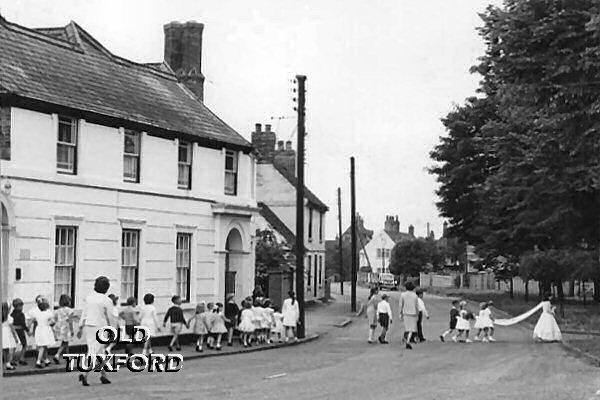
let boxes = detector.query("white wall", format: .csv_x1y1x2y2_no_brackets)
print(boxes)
361,230,396,273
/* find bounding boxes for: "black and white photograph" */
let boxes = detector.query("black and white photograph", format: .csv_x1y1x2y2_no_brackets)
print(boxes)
1,1,600,399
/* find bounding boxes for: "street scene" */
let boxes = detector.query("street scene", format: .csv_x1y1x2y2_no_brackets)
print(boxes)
1,0,600,399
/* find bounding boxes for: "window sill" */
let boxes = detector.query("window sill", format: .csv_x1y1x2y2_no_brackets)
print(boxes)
57,170,76,175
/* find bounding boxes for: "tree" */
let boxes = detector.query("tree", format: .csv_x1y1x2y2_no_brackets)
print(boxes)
254,229,286,291
389,239,441,278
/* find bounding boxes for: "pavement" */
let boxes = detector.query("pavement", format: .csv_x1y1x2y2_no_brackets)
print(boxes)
3,287,600,400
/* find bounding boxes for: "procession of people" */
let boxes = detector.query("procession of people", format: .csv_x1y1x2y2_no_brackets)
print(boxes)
357,281,563,350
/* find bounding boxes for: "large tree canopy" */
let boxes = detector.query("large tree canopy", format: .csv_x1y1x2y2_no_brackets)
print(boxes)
389,239,441,277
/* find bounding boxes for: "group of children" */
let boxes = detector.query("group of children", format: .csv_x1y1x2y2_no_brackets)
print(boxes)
440,300,496,343
2,289,291,372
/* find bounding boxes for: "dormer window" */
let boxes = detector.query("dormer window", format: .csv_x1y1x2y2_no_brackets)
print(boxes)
57,116,78,174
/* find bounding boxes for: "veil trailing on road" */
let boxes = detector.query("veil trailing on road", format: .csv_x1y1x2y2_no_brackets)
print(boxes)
493,302,544,326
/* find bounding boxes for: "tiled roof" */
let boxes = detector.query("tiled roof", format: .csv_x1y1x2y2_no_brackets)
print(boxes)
273,164,329,212
385,230,414,243
0,17,251,150
258,202,296,246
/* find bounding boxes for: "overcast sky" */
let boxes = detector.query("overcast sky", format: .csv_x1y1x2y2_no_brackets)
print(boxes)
1,0,496,240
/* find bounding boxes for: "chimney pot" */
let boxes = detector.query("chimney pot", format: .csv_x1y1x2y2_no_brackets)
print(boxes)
255,123,262,133
285,141,292,150
277,140,284,150
265,124,271,132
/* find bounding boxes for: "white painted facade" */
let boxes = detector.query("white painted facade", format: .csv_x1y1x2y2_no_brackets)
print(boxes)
0,107,257,319
256,163,326,301
360,230,396,273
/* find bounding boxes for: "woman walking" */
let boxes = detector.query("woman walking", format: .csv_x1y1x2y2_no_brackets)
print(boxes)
282,291,300,342
533,293,562,342
356,287,381,343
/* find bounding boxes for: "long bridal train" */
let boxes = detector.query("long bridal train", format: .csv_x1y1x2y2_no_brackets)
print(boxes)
494,300,562,342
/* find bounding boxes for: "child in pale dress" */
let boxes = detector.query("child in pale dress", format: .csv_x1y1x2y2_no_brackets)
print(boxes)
188,302,209,352
2,301,18,370
30,297,56,368
238,302,255,347
262,299,275,344
210,303,228,350
455,301,473,343
473,302,494,342
252,298,265,344
271,306,284,343
53,294,74,363
205,302,216,349
486,301,496,341
105,294,120,354
139,293,161,355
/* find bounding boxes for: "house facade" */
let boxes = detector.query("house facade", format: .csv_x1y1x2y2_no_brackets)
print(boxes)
0,17,257,317
360,216,415,273
252,124,328,301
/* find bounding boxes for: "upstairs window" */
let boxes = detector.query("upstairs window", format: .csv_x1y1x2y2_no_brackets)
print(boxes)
308,208,313,242
57,116,78,174
178,141,192,189
124,130,141,182
319,213,323,243
224,150,238,195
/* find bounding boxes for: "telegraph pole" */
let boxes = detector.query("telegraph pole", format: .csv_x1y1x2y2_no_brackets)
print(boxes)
337,187,344,295
294,75,306,338
350,157,357,312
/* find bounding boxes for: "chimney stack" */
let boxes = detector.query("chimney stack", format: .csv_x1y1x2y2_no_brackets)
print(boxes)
164,21,205,101
273,135,296,176
251,122,276,163
285,140,292,151
277,140,284,150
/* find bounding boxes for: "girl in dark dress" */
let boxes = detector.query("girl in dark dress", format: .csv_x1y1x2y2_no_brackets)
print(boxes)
224,294,240,346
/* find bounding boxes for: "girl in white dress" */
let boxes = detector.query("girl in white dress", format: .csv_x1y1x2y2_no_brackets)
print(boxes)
455,301,472,343
533,294,562,342
188,302,209,352
262,299,275,344
2,301,18,370
238,302,256,347
30,298,56,368
474,302,494,342
140,293,161,355
271,306,284,343
210,303,228,350
282,291,300,342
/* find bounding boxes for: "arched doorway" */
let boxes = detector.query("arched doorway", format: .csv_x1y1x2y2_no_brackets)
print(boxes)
224,228,243,301
1,202,10,301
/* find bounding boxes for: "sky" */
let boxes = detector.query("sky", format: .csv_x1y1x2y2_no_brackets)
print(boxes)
0,0,497,240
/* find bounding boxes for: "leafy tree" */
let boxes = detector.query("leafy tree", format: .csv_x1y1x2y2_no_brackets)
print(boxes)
389,239,442,278
254,229,286,290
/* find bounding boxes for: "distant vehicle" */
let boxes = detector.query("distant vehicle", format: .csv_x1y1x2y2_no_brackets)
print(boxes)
377,273,398,291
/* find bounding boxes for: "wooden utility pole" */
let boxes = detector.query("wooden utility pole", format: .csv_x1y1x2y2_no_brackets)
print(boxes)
295,75,306,338
350,157,357,312
337,187,344,295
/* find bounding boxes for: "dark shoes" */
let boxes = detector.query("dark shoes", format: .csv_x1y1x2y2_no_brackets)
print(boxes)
406,343,413,350
439,335,445,342
100,376,111,384
79,374,89,387
53,355,60,364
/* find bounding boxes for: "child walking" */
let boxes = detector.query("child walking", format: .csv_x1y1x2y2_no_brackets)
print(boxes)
188,302,209,352
10,298,29,366
263,299,275,344
139,293,161,355
53,294,74,363
486,301,496,342
455,301,473,343
210,303,228,350
2,301,18,370
224,294,240,347
376,293,393,344
205,302,216,348
238,301,255,347
271,306,284,343
105,294,120,354
440,300,460,342
163,295,188,351
30,297,55,368
119,297,139,355
474,302,494,342
252,298,265,343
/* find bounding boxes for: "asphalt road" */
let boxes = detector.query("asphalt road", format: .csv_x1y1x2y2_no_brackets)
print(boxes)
3,289,600,400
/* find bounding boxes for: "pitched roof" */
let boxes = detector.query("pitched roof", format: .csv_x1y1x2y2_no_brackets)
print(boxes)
273,164,329,212
0,17,251,151
258,202,296,245
385,230,414,244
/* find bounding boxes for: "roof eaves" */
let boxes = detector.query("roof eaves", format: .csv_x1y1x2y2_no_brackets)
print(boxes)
272,164,329,212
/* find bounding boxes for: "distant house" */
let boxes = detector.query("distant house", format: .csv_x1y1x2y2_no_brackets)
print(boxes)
252,124,328,302
360,216,415,273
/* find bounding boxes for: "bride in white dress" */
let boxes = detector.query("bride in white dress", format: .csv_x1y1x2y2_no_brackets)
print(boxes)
533,294,562,342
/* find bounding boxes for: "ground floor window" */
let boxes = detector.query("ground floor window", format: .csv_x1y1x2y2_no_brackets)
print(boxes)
318,255,323,286
176,233,191,302
307,255,312,288
54,226,77,303
121,229,139,300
